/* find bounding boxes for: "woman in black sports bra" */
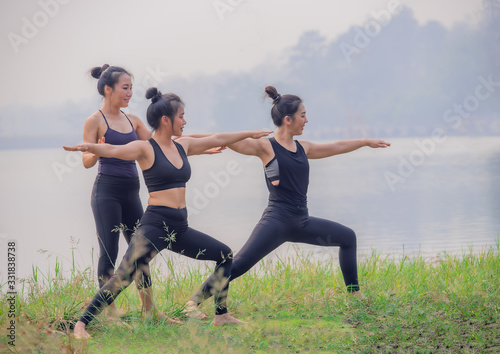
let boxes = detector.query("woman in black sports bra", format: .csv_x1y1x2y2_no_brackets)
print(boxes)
65,87,272,339
187,86,390,311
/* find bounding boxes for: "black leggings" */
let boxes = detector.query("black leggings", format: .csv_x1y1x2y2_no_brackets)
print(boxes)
191,201,359,305
79,205,233,325
91,174,151,289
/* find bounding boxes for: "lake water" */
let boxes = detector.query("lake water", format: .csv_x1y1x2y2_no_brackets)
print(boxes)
1,136,499,284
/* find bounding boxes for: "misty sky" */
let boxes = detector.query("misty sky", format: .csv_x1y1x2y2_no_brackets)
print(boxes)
0,0,484,108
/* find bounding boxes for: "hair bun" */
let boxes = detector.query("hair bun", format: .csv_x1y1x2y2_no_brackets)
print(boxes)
265,85,281,104
146,87,162,103
90,64,110,79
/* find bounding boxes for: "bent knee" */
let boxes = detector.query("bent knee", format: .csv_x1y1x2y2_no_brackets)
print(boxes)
344,227,357,247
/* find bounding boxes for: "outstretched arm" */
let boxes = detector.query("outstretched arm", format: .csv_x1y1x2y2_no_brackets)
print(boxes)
63,140,148,161
299,138,390,159
227,138,265,156
173,133,226,155
175,133,213,139
178,131,273,156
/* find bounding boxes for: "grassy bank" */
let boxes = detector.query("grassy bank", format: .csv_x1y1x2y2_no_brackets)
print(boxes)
1,246,499,353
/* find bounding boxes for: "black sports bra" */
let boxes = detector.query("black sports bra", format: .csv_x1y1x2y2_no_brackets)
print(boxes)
142,138,191,193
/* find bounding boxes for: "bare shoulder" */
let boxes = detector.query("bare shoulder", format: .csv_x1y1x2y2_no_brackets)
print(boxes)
85,111,103,125
173,136,192,150
131,139,153,156
297,139,311,152
123,112,142,122
122,112,142,126
258,137,273,151
83,111,104,137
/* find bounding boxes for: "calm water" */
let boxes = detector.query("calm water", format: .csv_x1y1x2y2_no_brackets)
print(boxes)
0,136,499,283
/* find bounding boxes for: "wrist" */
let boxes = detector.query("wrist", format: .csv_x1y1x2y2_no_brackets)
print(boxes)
88,144,98,155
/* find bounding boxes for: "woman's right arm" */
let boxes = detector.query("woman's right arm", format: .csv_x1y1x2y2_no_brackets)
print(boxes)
227,138,264,156
227,138,277,165
178,131,273,156
64,140,148,162
82,116,100,169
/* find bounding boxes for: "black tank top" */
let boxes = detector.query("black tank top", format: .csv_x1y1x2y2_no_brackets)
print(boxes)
142,138,191,193
98,110,139,178
264,137,309,207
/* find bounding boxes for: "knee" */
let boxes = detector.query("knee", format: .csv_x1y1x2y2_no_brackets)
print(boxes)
345,227,357,247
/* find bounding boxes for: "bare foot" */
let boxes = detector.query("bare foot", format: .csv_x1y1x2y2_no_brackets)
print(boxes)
72,321,91,339
350,291,366,300
213,313,247,326
183,301,208,320
165,317,183,324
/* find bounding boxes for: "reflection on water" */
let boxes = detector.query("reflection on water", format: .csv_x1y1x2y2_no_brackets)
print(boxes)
0,137,499,282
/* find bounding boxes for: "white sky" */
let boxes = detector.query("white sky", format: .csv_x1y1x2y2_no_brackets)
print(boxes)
0,0,483,107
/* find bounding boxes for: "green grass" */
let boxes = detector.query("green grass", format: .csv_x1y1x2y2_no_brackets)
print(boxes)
1,245,499,353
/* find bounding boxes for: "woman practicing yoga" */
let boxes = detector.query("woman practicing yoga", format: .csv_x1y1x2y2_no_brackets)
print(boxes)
65,87,272,338
187,85,390,312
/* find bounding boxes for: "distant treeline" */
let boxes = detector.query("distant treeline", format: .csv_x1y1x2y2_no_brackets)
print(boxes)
1,6,499,149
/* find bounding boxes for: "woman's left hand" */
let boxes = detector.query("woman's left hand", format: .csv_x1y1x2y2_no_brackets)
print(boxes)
200,146,227,155
90,137,105,157
63,143,92,152
367,139,391,148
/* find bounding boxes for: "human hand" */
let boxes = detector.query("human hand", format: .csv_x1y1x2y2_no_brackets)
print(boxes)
367,139,391,148
63,143,92,152
249,130,274,139
90,137,105,157
201,146,227,155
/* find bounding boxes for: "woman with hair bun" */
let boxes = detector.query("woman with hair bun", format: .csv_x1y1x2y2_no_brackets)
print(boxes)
65,87,272,338
187,86,390,310
83,64,158,318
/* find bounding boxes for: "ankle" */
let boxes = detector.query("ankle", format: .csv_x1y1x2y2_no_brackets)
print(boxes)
74,321,86,331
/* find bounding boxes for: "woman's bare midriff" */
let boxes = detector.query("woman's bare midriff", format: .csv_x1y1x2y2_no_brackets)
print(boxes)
148,188,186,209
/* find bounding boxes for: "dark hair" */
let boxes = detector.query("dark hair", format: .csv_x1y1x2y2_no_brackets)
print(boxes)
265,86,302,127
90,64,131,96
145,87,184,130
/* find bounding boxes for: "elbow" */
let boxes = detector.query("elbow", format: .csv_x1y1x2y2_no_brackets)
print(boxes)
213,134,224,144
209,134,225,148
82,156,98,169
